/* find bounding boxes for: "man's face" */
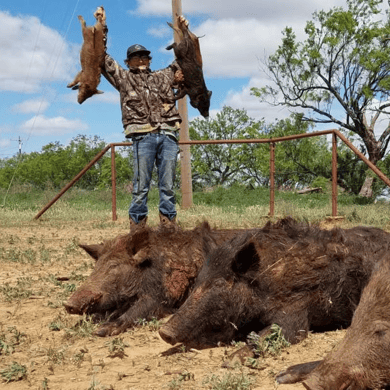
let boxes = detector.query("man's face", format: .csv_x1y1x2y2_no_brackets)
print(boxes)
127,54,151,70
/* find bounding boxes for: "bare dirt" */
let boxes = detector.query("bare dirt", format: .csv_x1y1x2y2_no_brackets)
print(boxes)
0,218,349,390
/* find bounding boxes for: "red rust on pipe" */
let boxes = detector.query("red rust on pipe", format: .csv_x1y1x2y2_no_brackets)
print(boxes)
34,145,111,220
335,131,390,188
111,145,117,221
332,133,338,217
269,143,275,217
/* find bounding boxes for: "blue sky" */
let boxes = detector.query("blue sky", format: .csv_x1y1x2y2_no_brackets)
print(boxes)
0,0,353,158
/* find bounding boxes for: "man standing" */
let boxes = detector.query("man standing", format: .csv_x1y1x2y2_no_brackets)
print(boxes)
101,34,186,229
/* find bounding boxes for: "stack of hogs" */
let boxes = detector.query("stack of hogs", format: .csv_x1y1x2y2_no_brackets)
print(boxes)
64,221,251,337
159,218,390,349
65,217,390,388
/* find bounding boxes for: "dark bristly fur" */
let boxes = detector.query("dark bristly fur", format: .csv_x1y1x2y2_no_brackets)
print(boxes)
276,258,390,390
166,14,212,118
64,222,247,337
159,218,390,349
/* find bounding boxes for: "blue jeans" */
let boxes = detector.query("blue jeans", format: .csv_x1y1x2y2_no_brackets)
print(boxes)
129,132,179,223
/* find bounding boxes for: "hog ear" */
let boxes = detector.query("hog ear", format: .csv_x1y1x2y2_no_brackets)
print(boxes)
79,243,104,261
133,249,152,268
231,241,260,276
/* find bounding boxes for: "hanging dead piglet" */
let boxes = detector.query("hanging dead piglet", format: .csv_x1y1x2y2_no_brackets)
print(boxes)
166,14,212,118
67,6,106,104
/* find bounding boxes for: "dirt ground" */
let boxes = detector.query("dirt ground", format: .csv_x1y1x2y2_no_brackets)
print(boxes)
0,218,349,390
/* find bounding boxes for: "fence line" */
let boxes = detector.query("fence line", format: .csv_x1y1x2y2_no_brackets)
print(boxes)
34,129,390,220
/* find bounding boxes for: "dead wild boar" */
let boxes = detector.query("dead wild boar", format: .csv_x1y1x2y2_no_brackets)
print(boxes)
159,218,390,349
67,6,106,104
276,257,390,390
64,222,246,337
166,14,212,118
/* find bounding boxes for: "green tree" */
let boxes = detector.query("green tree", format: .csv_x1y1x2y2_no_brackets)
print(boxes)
189,106,264,188
0,135,111,190
189,107,332,189
241,114,332,189
252,0,390,195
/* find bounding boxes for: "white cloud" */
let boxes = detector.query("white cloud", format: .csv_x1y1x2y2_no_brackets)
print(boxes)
11,98,50,114
132,0,344,21
62,90,120,105
193,18,285,78
20,115,88,136
92,91,120,104
223,77,294,122
0,139,11,148
147,25,171,38
0,11,79,93
141,0,349,80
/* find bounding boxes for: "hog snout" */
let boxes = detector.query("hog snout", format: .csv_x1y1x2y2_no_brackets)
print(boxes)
64,290,102,314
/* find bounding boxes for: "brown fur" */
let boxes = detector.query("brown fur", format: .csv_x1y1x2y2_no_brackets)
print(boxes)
64,222,248,337
277,258,390,390
159,218,390,349
166,15,212,117
67,6,106,104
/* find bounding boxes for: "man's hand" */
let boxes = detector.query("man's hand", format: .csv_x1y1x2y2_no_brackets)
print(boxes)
174,70,184,83
176,15,189,32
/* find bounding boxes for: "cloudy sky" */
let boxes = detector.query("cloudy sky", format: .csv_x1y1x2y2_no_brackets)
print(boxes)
1,0,352,158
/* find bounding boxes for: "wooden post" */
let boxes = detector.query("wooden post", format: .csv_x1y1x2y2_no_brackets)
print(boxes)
269,142,275,217
111,145,117,221
172,0,193,209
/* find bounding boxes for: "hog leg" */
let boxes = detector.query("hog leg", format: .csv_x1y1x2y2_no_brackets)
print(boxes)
276,361,322,384
67,71,82,89
272,305,310,344
94,295,164,337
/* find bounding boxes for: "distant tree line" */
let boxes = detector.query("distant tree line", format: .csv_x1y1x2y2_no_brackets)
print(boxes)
1,107,389,196
0,135,133,190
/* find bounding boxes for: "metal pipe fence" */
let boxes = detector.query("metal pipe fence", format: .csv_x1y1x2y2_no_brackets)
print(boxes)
34,129,390,220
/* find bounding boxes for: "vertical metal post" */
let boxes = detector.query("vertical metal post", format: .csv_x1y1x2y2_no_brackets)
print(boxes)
111,145,117,221
332,133,338,217
172,0,193,209
269,142,275,217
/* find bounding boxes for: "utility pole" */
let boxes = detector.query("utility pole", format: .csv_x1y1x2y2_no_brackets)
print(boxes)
172,0,193,209
11,136,22,157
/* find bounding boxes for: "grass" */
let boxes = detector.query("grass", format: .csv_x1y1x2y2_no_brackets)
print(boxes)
105,337,129,358
0,184,389,231
247,324,290,358
0,326,27,355
202,372,254,390
0,362,27,383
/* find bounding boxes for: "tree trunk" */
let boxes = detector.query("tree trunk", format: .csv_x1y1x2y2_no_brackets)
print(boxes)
358,176,374,197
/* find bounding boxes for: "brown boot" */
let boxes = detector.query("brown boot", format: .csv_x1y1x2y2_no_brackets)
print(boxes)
159,212,177,229
129,216,148,232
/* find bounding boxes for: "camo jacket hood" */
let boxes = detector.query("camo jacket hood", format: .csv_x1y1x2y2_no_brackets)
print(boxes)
101,54,182,130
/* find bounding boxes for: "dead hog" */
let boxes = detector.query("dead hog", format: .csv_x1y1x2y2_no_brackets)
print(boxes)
67,6,106,104
64,222,249,337
166,14,212,118
276,257,390,390
159,218,390,349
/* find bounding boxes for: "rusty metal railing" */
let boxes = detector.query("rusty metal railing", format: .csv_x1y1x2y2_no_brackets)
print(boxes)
33,129,390,220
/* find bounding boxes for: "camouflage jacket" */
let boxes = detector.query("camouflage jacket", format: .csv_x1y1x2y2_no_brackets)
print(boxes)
101,54,182,134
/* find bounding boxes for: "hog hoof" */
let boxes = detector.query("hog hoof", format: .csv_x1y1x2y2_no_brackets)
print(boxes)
276,361,322,385
159,327,177,345
94,326,112,337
